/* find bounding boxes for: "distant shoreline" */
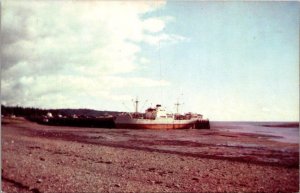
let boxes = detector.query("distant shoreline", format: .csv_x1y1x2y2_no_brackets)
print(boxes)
260,123,299,128
211,121,299,125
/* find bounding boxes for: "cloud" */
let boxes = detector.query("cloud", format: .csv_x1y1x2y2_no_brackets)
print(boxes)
143,33,189,46
143,17,167,33
1,1,184,109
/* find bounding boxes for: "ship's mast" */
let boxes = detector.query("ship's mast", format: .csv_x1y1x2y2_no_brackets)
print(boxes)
175,100,181,114
135,98,139,113
175,93,184,114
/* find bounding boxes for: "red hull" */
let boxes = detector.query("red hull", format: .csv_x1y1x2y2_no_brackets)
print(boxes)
115,123,195,130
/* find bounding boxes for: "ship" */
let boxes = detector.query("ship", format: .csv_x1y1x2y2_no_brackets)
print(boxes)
115,99,207,129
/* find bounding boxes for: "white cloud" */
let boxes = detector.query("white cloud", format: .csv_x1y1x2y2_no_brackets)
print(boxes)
139,57,151,65
1,1,185,109
143,33,188,46
102,76,170,88
143,18,166,33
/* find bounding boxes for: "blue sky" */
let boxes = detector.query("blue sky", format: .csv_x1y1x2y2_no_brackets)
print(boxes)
2,1,299,121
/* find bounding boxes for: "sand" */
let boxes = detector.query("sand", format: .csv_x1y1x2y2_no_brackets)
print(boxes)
2,117,299,193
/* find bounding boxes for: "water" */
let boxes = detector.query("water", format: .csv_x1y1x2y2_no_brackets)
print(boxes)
211,121,299,144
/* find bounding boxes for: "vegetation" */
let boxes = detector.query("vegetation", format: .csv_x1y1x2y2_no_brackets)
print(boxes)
1,105,119,118
1,105,117,128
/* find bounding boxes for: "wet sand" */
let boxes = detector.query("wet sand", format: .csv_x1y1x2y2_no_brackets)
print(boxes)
2,117,299,193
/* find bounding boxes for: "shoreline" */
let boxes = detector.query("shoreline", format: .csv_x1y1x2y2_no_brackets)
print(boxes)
2,117,299,192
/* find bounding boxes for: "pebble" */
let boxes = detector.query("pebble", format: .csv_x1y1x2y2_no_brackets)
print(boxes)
192,177,200,182
148,167,156,171
29,186,35,190
151,180,162,185
40,157,45,161
174,184,180,188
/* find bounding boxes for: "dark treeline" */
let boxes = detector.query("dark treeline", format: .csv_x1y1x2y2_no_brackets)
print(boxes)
1,105,48,117
1,105,117,128
1,105,119,118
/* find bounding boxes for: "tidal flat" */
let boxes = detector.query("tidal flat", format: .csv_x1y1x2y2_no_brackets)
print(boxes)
2,117,299,193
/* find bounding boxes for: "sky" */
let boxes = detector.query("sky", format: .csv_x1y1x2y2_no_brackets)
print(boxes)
1,1,299,121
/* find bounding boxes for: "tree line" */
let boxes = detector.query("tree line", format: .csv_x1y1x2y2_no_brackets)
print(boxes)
1,105,119,118
1,105,50,117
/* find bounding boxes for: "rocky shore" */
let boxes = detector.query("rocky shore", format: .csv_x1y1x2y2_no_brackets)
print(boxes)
2,117,299,193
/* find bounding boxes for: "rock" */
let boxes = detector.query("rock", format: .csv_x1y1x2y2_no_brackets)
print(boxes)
155,181,163,184
30,187,40,192
151,180,163,185
114,184,120,187
40,157,45,161
37,179,43,183
192,177,200,182
174,184,180,188
148,167,156,172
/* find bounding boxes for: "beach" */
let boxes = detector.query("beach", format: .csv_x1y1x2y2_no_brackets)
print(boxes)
2,117,299,193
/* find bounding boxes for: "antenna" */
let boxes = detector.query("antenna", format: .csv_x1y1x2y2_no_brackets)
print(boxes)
175,98,184,114
139,99,148,112
157,2,163,102
122,102,131,112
